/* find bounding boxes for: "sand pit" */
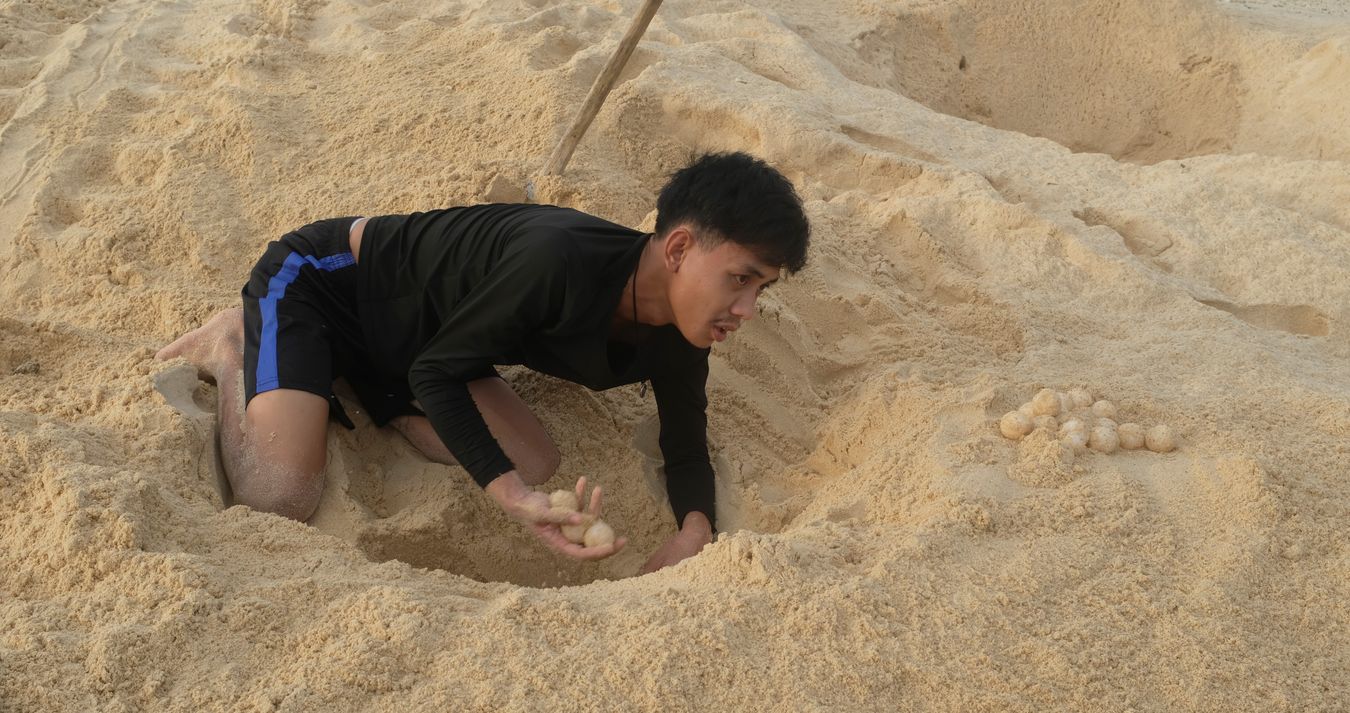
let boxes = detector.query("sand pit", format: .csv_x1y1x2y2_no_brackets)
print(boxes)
2,0,1349,709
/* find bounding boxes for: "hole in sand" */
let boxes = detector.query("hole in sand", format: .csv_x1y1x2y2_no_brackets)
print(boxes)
822,5,1243,163
302,381,680,588
313,438,673,588
1196,298,1330,337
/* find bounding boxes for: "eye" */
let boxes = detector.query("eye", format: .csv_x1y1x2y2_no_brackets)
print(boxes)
734,274,750,286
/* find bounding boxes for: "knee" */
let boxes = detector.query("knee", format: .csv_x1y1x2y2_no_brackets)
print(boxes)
233,467,324,522
516,443,562,486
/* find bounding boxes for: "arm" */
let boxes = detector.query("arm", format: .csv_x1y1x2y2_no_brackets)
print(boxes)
639,336,716,574
405,237,623,559
406,236,567,489
649,341,717,532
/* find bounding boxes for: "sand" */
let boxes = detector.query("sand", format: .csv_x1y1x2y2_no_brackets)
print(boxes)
2,0,1348,709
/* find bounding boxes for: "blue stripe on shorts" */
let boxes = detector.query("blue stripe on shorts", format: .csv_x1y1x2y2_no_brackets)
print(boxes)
255,251,355,393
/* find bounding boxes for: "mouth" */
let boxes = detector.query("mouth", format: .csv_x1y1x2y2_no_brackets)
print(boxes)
711,322,738,342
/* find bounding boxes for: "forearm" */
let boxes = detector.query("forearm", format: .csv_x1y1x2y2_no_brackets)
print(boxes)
665,460,716,532
409,373,515,487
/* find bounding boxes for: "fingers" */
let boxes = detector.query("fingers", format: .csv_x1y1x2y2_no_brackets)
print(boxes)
639,538,673,575
532,506,586,526
569,477,603,517
638,553,664,575
565,536,627,561
603,537,628,559
532,523,576,551
587,484,603,516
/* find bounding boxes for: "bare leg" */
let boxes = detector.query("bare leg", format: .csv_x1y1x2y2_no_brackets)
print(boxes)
389,376,561,486
156,308,329,520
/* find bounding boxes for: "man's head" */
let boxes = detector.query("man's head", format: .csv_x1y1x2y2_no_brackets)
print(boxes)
652,152,810,348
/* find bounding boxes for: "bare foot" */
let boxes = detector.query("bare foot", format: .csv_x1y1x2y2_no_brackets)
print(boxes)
155,308,244,381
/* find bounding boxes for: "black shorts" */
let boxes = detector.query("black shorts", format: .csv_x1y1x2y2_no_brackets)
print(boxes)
241,216,422,428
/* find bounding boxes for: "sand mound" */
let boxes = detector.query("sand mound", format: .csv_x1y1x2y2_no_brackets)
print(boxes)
2,0,1348,709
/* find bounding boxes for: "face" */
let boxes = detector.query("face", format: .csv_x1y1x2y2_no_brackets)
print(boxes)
662,227,781,348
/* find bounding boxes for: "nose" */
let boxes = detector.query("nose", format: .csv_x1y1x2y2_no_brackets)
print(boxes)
730,291,757,321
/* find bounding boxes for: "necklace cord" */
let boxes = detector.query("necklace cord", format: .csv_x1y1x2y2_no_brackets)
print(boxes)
633,240,648,397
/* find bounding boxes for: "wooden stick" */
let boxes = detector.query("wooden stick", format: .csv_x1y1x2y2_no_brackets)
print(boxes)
541,0,663,177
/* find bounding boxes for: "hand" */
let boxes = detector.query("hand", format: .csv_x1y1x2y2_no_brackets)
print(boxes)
486,472,627,561
640,511,713,574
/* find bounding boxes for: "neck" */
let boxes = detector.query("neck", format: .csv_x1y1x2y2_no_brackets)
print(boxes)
617,236,670,328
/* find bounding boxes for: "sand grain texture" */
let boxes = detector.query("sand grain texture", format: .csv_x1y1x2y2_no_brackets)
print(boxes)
2,0,1348,710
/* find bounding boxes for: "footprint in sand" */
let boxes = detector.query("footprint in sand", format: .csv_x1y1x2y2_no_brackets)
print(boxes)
1194,298,1330,337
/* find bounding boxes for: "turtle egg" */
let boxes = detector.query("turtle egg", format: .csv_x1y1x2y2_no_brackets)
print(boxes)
561,518,591,544
1117,423,1145,450
1146,425,1177,453
549,490,580,512
1089,426,1119,454
1032,389,1062,416
1062,430,1089,454
583,520,616,548
1091,400,1117,419
1058,418,1087,437
1000,412,1034,440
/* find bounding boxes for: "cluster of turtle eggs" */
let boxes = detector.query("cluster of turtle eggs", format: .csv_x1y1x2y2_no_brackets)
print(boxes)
549,490,616,547
999,388,1177,454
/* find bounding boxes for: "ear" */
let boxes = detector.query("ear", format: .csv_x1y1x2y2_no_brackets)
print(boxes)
661,225,695,272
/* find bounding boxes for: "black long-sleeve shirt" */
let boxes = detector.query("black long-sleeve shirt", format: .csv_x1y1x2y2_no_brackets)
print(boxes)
355,203,715,529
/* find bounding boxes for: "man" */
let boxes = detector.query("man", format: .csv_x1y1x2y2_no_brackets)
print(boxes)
156,151,810,573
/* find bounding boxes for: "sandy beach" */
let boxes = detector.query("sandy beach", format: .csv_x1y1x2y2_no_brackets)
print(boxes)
1,0,1347,709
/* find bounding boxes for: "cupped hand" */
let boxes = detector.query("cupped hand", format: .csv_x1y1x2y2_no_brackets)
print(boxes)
531,475,627,561
487,472,626,561
497,488,579,526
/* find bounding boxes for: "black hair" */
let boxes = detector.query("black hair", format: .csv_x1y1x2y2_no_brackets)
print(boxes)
654,152,810,274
